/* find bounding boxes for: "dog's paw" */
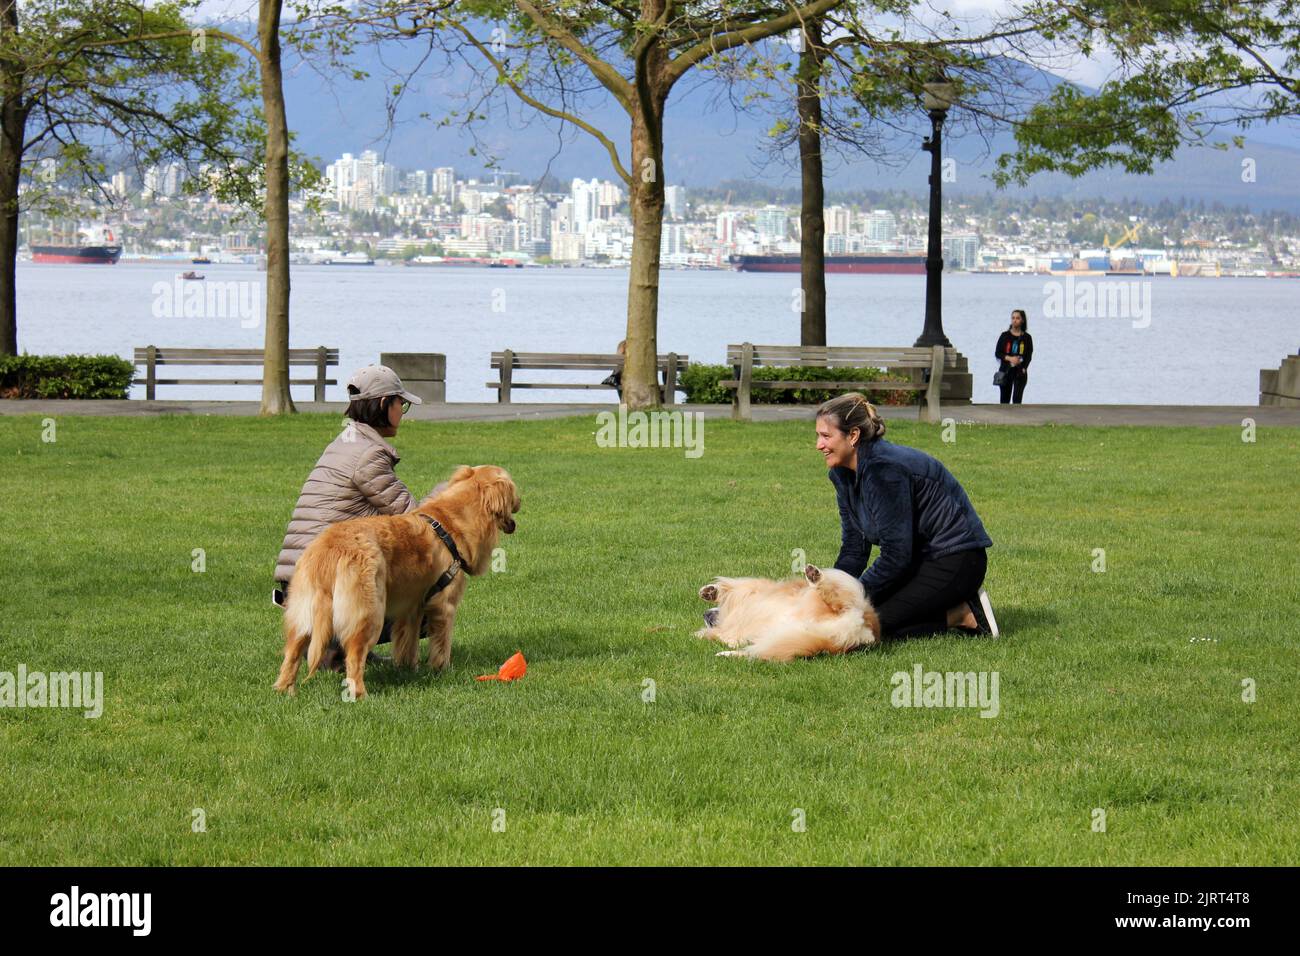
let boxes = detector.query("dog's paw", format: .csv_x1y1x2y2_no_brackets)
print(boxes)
699,584,718,602
804,564,822,584
716,650,747,658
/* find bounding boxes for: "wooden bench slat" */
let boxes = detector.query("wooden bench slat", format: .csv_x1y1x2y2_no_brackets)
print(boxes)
723,350,931,356
489,358,688,365
718,380,920,390
488,382,689,392
730,348,928,354
148,378,340,387
132,349,339,360
133,359,339,365
490,355,688,368
726,351,951,357
134,347,341,354
722,348,946,356
735,359,934,368
491,353,623,362
486,382,614,390
132,358,340,366
491,362,629,370
727,363,933,369
489,351,690,359
725,351,945,361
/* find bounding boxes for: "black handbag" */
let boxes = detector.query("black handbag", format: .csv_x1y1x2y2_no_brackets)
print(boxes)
993,368,1007,386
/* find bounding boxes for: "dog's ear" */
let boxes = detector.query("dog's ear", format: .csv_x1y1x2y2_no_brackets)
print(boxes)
482,475,516,520
446,465,475,486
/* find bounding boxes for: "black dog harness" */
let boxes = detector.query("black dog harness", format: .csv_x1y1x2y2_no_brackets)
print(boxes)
419,514,465,603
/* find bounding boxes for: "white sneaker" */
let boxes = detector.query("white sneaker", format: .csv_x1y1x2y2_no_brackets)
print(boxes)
970,587,999,637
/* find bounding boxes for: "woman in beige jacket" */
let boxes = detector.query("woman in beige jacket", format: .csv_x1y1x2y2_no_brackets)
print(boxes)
273,365,430,667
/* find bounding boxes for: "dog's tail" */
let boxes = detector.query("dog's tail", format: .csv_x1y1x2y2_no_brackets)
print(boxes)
304,590,335,677
275,582,316,693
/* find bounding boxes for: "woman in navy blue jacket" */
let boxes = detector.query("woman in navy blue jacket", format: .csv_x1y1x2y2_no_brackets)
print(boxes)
818,393,999,639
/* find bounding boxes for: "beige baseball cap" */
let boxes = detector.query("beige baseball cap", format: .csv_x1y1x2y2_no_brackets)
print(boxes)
346,365,423,404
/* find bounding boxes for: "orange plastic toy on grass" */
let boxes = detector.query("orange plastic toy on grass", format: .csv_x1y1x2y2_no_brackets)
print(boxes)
475,651,527,682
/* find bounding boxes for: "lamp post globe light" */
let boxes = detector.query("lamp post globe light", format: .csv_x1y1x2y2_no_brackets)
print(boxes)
916,78,956,348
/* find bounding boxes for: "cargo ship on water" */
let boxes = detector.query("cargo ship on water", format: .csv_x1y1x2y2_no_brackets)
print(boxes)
30,224,122,264
730,253,926,274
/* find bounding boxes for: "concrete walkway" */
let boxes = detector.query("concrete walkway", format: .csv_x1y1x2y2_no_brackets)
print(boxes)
2,399,1298,426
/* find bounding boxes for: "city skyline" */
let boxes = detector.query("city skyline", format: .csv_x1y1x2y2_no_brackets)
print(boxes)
26,148,1299,276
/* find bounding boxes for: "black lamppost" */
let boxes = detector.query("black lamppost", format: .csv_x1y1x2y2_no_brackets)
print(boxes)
916,78,955,348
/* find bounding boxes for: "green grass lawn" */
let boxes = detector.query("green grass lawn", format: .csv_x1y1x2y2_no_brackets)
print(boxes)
0,411,1296,865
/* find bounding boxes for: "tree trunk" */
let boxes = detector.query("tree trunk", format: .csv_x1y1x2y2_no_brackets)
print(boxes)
257,0,294,415
624,110,667,410
622,21,670,412
0,0,26,357
796,17,826,347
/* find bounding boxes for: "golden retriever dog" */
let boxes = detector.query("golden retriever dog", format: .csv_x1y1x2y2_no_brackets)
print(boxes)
695,564,880,661
274,465,520,699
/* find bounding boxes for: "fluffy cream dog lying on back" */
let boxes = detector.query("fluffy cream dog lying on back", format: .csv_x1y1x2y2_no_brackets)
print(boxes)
695,564,880,661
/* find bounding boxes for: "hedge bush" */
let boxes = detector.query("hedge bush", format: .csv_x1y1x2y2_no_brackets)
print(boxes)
0,354,136,399
679,363,922,406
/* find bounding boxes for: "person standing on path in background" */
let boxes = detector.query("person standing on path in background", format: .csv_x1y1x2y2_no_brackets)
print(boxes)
995,309,1033,404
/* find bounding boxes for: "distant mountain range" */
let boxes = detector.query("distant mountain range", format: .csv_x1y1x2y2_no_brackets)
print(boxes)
281,41,1300,211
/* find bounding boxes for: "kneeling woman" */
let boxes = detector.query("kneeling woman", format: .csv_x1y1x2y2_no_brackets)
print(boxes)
817,394,998,639
274,365,429,668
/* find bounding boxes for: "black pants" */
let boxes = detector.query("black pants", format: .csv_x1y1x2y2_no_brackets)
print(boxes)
998,369,1026,404
871,548,988,640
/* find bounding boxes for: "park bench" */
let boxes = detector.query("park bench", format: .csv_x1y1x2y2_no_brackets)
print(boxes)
489,350,689,406
722,343,953,422
133,346,339,401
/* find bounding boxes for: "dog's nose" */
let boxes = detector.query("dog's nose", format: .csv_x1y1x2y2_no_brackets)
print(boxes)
503,517,516,534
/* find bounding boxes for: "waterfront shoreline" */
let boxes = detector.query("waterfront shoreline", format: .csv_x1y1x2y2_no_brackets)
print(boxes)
4,399,1298,427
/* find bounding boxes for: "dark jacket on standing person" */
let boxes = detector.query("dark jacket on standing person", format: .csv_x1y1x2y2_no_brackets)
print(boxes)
995,330,1033,374
829,438,993,601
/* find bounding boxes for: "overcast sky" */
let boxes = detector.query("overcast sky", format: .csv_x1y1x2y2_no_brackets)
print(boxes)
193,0,1121,88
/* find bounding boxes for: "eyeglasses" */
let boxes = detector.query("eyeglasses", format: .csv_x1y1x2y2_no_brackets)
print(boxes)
400,400,412,414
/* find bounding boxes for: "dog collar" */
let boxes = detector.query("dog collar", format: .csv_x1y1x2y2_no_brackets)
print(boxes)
419,514,464,602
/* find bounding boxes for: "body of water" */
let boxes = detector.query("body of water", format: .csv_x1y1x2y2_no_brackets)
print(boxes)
14,261,1299,405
